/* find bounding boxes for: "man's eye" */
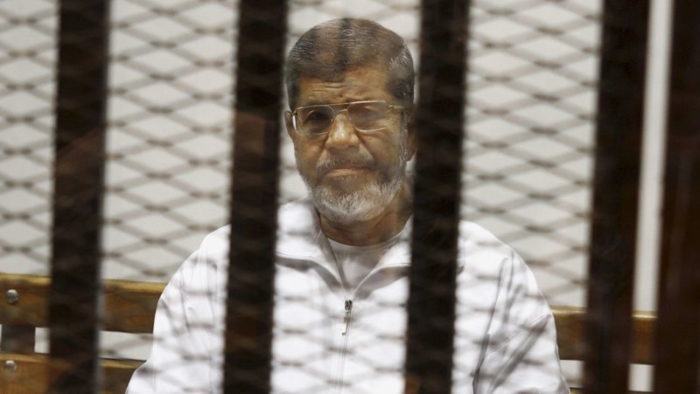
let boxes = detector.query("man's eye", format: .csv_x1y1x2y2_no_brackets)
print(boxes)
351,105,386,127
304,109,332,122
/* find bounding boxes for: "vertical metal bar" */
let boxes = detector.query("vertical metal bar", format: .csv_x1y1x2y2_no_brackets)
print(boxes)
652,1,700,392
48,0,110,393
222,1,287,392
404,1,469,393
583,1,650,393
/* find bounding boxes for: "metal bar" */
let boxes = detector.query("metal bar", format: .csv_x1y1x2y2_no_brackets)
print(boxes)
48,0,110,393
222,0,287,392
404,1,470,393
583,1,650,393
652,0,700,392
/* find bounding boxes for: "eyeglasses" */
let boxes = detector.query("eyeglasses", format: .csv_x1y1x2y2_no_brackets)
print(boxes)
290,100,407,137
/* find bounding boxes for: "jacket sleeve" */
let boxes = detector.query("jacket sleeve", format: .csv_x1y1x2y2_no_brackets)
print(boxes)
126,234,225,394
474,253,570,394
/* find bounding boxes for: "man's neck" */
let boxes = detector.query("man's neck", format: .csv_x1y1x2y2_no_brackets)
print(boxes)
319,182,413,246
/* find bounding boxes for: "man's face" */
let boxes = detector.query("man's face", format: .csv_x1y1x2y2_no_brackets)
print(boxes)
286,66,416,224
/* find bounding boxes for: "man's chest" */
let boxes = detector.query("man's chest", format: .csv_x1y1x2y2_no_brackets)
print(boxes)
267,264,492,394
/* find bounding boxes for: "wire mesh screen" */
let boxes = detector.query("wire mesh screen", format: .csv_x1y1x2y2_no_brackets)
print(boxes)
0,0,605,391
465,0,599,307
102,0,239,280
0,0,599,295
0,0,57,277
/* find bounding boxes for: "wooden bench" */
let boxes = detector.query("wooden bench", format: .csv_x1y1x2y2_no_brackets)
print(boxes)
0,273,655,393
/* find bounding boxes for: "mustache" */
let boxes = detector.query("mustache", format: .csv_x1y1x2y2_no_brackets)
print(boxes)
317,155,375,174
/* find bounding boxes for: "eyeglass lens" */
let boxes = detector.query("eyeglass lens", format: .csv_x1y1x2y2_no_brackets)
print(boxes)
297,102,392,135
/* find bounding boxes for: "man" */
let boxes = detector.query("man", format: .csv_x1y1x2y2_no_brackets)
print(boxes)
127,18,569,393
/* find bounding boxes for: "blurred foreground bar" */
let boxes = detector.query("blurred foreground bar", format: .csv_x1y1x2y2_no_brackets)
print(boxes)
48,0,110,393
223,0,287,392
653,0,700,392
583,0,649,393
404,1,470,393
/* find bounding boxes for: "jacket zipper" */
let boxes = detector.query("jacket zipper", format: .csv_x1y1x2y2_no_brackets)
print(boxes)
333,264,406,393
285,256,406,392
342,299,353,335
336,299,353,393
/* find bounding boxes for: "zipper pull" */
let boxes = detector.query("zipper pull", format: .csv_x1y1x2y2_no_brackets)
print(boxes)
342,299,353,335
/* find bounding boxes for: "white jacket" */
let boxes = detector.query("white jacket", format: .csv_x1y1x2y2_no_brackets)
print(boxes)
127,198,569,393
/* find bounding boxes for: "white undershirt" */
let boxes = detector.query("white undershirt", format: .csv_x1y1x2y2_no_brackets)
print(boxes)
328,233,402,291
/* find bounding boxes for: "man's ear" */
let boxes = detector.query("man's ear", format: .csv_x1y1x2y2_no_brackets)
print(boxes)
285,111,297,143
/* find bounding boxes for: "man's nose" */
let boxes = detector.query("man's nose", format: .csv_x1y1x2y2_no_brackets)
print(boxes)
325,113,359,149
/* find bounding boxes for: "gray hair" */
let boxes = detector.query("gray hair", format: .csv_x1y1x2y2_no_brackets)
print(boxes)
285,18,415,109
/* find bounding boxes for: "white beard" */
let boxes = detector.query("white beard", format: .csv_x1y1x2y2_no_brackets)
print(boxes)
306,171,404,224
297,122,410,224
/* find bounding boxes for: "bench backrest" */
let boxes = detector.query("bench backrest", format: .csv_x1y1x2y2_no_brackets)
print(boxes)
0,274,655,393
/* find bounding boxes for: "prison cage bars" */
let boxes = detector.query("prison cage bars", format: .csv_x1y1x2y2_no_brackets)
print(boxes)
222,0,287,392
0,0,698,393
404,1,469,393
47,0,110,393
583,0,650,393
651,0,700,392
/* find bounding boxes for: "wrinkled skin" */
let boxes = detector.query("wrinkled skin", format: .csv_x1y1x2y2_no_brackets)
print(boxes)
285,66,416,245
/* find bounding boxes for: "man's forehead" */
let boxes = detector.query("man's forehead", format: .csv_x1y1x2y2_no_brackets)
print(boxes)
296,67,393,105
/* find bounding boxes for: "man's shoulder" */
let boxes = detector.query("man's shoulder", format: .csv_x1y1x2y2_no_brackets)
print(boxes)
196,197,317,247
457,220,518,262
456,220,551,322
277,197,318,233
198,225,231,252
196,205,527,273
455,220,540,285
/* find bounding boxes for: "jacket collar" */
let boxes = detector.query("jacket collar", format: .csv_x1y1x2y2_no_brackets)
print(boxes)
274,197,469,274
275,198,413,273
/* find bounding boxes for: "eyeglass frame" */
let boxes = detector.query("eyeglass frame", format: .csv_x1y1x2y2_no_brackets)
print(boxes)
287,100,410,137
